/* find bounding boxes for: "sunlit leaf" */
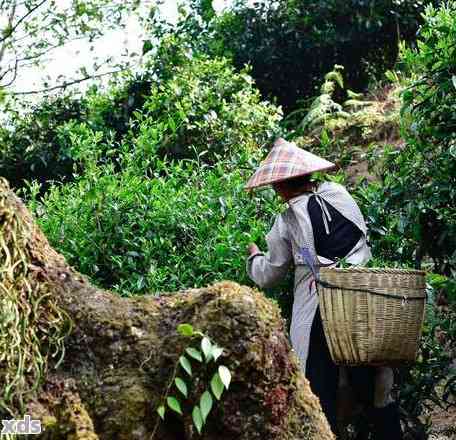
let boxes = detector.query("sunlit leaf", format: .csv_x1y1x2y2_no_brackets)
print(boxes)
157,405,165,420
177,323,194,337
201,337,212,362
218,365,231,389
211,346,223,362
179,355,192,376
167,396,182,415
175,377,188,398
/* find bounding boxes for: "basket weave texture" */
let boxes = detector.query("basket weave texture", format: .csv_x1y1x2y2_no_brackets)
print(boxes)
318,267,426,366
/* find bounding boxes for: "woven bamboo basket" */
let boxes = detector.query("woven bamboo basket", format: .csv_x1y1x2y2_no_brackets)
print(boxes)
318,267,426,366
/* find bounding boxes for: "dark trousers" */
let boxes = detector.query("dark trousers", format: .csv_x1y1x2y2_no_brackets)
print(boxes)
306,308,403,440
306,308,339,433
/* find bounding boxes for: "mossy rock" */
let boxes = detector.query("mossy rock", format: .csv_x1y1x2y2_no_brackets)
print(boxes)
0,179,333,440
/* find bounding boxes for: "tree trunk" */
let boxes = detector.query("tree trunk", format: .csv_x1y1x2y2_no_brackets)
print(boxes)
0,179,334,440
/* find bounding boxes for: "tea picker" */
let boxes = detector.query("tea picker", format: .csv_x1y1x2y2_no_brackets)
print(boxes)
245,138,426,440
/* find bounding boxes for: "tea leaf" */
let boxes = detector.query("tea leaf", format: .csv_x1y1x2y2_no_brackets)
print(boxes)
167,396,182,415
175,377,188,398
218,365,231,389
179,355,192,376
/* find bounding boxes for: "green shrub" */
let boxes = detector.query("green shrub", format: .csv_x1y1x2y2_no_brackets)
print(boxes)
29,154,282,296
377,3,456,274
134,55,282,164
0,96,84,191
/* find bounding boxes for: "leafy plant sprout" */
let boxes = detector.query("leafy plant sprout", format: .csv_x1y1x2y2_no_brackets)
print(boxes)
151,323,232,438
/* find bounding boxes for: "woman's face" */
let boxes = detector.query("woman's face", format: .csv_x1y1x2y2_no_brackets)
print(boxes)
272,182,295,202
272,178,314,202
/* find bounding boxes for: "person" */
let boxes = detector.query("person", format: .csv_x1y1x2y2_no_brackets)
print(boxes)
245,138,402,439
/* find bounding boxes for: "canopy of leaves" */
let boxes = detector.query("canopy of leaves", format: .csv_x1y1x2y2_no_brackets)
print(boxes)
134,53,282,163
182,0,439,111
0,0,140,94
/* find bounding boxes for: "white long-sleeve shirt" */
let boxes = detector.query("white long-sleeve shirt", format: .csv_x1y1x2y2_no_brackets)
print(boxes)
247,182,371,372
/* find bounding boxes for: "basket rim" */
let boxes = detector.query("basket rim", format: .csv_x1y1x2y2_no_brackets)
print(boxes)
319,267,426,276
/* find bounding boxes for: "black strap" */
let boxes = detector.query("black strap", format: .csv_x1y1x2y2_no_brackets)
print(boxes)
316,279,426,301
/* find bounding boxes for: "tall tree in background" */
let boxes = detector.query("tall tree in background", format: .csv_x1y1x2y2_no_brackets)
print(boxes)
177,0,441,111
0,0,143,97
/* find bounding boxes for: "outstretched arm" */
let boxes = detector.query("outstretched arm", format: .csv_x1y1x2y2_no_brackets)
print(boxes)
246,215,293,289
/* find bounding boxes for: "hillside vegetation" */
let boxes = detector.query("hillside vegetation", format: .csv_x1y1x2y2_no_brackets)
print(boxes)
0,1,454,439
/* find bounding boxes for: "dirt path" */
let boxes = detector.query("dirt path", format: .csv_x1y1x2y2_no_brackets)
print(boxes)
429,406,456,439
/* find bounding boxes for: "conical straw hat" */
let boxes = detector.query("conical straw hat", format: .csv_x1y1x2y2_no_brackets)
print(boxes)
245,138,336,190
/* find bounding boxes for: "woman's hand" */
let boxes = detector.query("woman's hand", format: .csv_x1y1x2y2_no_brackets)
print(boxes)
247,243,260,256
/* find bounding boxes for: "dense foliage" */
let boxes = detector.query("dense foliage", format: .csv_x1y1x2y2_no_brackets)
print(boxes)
23,55,283,298
0,0,454,437
180,0,440,110
364,3,456,276
0,78,153,191
29,157,280,296
134,55,282,163
0,54,281,191
397,275,456,438
0,97,84,190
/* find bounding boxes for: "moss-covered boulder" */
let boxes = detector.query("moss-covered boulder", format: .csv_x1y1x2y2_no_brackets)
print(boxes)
0,179,334,440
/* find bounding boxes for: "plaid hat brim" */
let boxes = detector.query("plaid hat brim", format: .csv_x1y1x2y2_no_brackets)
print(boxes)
245,138,336,190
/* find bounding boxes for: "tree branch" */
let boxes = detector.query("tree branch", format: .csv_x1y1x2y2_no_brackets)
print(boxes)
0,0,48,44
10,67,129,95
0,0,18,63
1,58,18,86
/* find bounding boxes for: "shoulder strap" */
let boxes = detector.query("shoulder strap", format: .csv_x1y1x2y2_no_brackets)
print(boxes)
285,208,319,279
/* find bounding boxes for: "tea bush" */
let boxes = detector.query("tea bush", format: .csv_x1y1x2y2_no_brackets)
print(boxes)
1,53,282,191
370,3,456,275
29,151,282,296
134,55,282,164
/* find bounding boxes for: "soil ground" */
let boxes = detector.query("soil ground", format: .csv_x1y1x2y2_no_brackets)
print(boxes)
429,406,456,439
